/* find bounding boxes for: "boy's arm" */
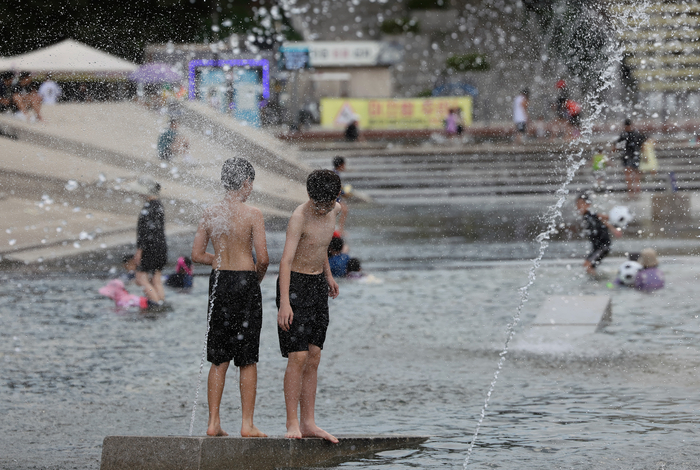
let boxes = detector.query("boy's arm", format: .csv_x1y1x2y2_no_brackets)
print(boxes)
191,216,215,266
326,204,341,298
252,209,269,283
278,212,303,331
599,214,623,238
324,255,339,299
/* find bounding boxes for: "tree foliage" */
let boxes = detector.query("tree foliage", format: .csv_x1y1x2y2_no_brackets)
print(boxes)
380,18,420,35
0,0,299,62
446,54,490,72
525,0,611,95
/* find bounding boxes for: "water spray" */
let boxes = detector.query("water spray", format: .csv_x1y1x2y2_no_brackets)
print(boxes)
463,3,650,467
189,249,223,436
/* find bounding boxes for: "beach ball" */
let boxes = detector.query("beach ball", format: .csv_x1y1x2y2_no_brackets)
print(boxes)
618,261,643,286
609,205,633,228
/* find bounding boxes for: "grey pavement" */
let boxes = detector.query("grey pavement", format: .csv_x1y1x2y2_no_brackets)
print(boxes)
0,102,310,266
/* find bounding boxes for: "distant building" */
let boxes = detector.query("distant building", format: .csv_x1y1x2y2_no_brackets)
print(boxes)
281,41,402,99
616,1,700,120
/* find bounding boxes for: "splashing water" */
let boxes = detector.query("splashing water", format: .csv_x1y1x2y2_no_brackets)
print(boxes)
463,3,651,467
188,250,223,437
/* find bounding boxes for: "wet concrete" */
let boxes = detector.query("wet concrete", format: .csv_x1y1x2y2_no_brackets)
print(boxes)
100,435,429,470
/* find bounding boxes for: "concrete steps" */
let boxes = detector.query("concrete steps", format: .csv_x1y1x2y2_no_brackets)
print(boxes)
303,141,700,203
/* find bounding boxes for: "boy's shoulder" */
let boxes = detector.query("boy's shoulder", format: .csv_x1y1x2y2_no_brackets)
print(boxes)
203,200,262,223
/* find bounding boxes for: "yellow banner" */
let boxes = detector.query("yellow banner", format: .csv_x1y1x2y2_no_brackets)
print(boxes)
320,97,472,130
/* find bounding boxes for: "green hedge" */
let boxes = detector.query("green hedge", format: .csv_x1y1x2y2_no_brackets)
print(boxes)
407,0,447,10
446,54,490,72
380,18,420,35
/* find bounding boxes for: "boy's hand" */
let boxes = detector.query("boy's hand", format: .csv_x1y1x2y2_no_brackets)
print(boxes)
328,278,339,299
278,305,294,331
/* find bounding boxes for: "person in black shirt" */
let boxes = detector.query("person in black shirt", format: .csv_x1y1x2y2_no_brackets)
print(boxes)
0,71,14,112
614,119,646,198
135,180,167,304
577,193,621,275
344,119,359,142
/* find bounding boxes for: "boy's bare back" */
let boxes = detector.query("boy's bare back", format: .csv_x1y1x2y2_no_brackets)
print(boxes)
192,196,268,279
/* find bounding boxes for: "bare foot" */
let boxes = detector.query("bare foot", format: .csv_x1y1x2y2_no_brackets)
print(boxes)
241,423,267,438
285,422,303,439
206,425,228,437
301,424,339,443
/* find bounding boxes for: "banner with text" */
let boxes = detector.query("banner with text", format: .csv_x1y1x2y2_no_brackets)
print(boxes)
320,97,472,130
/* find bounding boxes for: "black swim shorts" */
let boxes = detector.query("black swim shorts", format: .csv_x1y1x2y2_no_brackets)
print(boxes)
621,156,641,169
137,250,167,273
207,270,263,367
276,272,329,358
586,246,610,267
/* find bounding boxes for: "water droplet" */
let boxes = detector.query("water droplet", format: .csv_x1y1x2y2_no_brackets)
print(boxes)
65,180,79,191
8,239,16,246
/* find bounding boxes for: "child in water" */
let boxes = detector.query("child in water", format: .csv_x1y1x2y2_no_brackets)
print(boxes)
576,193,621,276
191,157,269,438
635,248,665,291
99,279,149,310
165,256,193,289
277,169,341,443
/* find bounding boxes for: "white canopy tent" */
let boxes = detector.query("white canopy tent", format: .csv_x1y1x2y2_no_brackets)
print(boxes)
0,39,137,80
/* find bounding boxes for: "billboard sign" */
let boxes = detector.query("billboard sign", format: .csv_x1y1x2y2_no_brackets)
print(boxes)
283,41,403,67
320,97,472,130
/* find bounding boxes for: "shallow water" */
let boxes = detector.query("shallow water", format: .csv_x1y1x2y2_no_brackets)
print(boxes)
2,253,700,469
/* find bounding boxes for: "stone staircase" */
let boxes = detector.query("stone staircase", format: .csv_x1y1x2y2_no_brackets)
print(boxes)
302,140,700,204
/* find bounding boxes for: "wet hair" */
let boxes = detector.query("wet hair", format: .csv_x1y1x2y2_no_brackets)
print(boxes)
347,258,361,273
307,169,341,203
577,192,591,204
624,118,632,126
150,182,161,195
521,88,530,97
221,158,255,191
328,236,344,255
183,256,192,267
122,254,135,264
1,71,14,81
332,156,345,170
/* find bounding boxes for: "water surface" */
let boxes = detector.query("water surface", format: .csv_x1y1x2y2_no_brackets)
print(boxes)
2,254,700,469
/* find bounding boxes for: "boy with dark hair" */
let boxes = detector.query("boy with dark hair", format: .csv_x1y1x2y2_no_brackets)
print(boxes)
327,236,350,277
576,193,621,275
191,157,269,438
277,169,341,443
332,156,345,171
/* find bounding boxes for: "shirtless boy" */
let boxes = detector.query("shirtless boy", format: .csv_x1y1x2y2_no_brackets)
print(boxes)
277,169,341,443
191,157,269,438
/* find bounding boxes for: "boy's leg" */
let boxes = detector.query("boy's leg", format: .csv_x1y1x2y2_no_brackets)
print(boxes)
239,363,266,437
135,271,160,302
299,345,338,443
283,351,307,439
152,270,165,301
207,362,230,436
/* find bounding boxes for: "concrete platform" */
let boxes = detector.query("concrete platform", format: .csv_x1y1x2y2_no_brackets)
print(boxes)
512,295,612,354
100,435,429,470
531,295,612,335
